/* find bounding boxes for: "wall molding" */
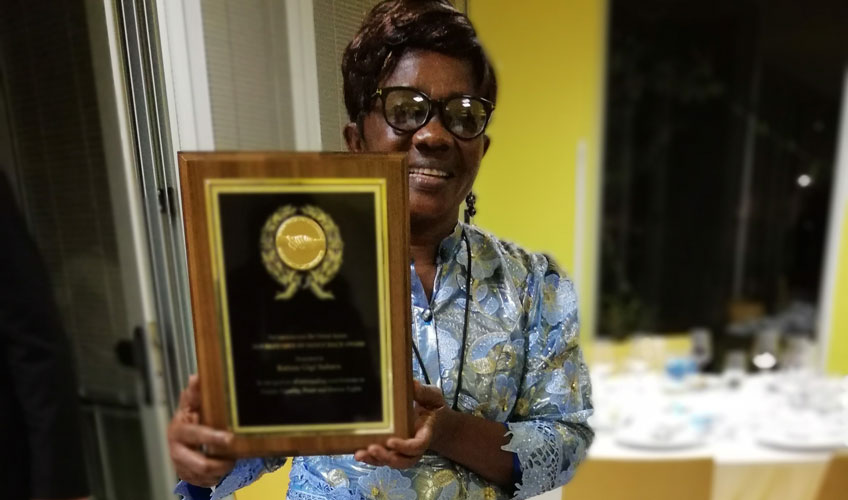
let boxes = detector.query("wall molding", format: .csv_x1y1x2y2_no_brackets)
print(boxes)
819,68,848,371
285,0,322,151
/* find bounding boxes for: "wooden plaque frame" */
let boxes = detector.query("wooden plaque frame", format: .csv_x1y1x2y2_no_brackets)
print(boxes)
178,151,412,458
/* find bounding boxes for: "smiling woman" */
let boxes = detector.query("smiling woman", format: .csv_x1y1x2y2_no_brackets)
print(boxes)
170,2,593,500
346,50,489,247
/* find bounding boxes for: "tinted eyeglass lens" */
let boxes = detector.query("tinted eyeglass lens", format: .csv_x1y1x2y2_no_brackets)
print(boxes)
384,89,430,131
443,97,488,138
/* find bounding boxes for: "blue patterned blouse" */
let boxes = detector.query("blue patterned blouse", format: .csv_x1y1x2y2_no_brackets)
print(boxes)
176,222,593,500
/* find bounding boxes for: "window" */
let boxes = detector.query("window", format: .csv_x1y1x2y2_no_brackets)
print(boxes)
599,0,847,345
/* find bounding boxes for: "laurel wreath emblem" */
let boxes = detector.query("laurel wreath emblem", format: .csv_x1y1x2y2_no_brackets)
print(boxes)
259,204,343,300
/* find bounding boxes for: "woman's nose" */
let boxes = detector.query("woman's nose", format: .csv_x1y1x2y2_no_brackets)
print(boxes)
412,113,452,153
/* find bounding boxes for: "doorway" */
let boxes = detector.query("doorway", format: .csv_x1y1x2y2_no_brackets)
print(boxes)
0,0,173,497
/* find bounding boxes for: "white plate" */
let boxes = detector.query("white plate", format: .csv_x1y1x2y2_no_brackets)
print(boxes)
756,429,845,452
615,426,708,451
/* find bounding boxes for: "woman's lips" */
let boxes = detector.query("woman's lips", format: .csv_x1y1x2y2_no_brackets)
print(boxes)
410,167,450,178
409,167,452,190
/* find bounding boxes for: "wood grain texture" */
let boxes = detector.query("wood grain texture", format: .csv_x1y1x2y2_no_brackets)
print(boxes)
178,151,412,458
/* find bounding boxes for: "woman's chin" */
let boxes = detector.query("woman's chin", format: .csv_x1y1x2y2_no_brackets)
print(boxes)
409,193,458,227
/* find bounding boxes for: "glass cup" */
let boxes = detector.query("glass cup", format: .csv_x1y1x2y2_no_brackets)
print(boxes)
781,335,814,372
752,328,780,371
690,327,713,370
723,350,747,388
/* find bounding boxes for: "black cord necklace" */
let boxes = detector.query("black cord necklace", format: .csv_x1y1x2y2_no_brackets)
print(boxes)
411,229,472,411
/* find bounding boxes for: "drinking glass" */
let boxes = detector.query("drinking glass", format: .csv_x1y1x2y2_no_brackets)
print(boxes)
691,327,713,370
752,328,780,371
722,350,746,388
781,336,814,372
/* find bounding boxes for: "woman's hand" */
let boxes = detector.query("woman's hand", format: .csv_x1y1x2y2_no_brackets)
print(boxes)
354,381,447,469
167,375,236,487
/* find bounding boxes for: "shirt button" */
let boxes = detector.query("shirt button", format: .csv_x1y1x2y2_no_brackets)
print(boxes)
421,308,433,322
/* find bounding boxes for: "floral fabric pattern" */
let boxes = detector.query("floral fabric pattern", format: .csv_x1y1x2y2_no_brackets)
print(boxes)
176,223,593,500
358,467,417,500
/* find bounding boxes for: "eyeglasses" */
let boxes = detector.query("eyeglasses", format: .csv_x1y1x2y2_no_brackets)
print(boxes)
372,87,494,140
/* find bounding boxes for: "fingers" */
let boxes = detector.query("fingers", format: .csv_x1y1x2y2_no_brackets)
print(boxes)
370,444,418,469
178,375,201,412
169,421,233,448
179,374,202,412
355,411,434,469
353,448,380,467
413,382,445,410
385,433,429,457
355,444,420,469
386,416,432,456
353,381,446,471
169,376,236,486
170,441,235,487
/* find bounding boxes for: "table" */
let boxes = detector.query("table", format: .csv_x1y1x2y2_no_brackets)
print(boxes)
554,372,846,500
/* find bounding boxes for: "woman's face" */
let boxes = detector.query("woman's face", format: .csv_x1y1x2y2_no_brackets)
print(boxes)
345,50,490,229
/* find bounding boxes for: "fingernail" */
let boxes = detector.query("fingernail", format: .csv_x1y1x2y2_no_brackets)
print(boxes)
216,431,233,444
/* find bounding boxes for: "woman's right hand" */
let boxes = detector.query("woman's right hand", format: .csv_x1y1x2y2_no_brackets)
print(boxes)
167,375,236,487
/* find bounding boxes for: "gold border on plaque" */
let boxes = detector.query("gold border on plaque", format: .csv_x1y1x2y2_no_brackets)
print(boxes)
205,178,392,434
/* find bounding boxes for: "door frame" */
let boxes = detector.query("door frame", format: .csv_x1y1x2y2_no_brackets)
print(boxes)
116,0,201,410
83,0,176,497
819,68,848,372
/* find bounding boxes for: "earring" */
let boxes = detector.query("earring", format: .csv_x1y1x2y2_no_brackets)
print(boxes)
464,191,477,224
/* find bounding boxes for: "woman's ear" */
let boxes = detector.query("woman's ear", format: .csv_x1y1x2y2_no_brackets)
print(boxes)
344,122,365,152
482,134,491,157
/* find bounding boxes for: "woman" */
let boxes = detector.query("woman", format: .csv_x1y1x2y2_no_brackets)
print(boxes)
171,2,593,499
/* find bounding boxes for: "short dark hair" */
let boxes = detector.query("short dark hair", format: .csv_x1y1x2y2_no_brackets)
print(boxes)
342,0,497,123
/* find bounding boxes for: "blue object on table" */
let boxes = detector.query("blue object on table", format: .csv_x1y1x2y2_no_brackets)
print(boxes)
665,357,697,380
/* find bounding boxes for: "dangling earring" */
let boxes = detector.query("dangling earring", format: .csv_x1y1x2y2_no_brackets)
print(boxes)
464,191,477,224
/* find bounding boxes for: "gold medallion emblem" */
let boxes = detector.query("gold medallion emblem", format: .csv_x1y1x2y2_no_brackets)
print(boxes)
275,215,327,271
260,205,343,300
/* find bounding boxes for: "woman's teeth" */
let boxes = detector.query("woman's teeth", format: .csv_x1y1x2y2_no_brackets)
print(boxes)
410,168,449,178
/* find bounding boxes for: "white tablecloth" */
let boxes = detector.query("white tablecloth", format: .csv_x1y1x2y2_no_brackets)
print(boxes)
549,372,846,500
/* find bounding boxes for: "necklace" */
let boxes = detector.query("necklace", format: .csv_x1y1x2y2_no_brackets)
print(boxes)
411,228,472,411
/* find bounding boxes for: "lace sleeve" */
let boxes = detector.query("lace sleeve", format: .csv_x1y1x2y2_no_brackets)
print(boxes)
174,457,288,500
501,258,593,500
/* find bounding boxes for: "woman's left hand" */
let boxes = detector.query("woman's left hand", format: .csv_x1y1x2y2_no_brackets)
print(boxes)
354,381,447,469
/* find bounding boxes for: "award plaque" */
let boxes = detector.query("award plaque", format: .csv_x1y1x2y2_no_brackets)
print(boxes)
179,152,412,457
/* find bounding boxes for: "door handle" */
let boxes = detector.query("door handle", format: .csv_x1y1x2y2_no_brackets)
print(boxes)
114,326,153,405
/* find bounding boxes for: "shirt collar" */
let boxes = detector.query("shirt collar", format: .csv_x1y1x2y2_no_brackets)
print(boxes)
436,222,464,264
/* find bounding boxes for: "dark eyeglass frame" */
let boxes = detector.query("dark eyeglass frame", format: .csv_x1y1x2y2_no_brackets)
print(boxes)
372,86,495,140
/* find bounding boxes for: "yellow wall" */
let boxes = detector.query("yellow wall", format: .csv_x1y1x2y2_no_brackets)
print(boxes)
234,459,292,500
469,0,607,341
827,203,848,374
